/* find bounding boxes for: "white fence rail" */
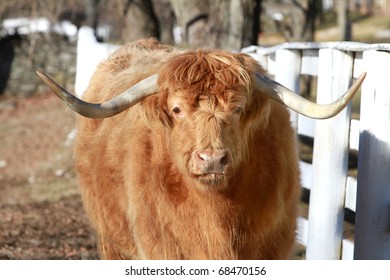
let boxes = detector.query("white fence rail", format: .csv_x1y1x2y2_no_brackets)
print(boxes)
75,27,390,260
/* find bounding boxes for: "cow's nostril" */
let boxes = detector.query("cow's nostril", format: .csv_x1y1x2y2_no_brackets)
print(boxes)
220,153,229,166
197,152,208,163
198,154,205,161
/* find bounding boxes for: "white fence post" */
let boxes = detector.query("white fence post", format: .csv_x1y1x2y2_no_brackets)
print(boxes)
354,50,390,259
306,49,353,259
75,26,119,97
274,49,301,129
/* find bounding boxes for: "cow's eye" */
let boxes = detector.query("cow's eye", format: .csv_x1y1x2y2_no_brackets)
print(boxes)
235,106,243,114
172,107,181,114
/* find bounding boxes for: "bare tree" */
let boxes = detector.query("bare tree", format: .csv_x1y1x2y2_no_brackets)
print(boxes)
338,0,351,41
267,0,322,42
169,0,209,47
84,0,160,42
82,0,261,49
84,0,100,38
208,0,261,49
152,0,175,44
170,0,261,49
121,0,160,42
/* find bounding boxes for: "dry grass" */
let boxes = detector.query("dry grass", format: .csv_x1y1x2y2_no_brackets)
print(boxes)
0,93,98,259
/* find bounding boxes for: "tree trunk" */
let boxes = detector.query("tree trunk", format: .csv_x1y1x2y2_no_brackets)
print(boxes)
208,0,260,49
169,0,209,48
276,0,321,42
121,0,160,42
301,0,321,41
152,0,175,44
337,0,351,41
84,0,100,38
170,0,260,50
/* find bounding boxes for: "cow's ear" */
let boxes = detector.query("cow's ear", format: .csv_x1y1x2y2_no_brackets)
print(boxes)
140,93,172,128
234,52,272,132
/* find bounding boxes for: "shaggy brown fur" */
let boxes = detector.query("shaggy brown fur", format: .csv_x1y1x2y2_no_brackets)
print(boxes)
75,39,300,259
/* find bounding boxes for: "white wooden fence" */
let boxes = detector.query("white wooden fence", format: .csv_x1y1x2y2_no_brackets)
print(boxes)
242,42,390,260
75,27,390,260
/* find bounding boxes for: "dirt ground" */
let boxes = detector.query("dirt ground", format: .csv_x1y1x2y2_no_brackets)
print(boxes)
0,93,98,259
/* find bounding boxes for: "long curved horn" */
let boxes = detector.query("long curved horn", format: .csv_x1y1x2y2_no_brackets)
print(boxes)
253,72,366,119
35,69,159,119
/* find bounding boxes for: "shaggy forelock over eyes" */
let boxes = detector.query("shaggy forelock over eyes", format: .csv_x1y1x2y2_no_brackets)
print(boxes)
158,50,253,102
146,49,272,154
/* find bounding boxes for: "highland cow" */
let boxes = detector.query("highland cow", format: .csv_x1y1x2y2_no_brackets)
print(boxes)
36,39,365,259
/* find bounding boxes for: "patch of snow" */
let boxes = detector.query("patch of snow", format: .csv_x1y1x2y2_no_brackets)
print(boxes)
2,17,77,40
0,160,7,168
65,129,77,147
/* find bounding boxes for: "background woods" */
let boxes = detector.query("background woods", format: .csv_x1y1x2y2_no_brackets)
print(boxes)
1,0,390,97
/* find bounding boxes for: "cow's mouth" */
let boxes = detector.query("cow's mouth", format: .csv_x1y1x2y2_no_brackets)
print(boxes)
193,172,227,187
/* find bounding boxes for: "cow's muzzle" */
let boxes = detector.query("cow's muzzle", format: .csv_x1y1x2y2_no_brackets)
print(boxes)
191,149,230,180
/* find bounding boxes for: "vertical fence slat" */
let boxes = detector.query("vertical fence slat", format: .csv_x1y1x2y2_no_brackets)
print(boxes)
342,240,354,260
274,49,301,129
354,50,390,260
301,49,319,76
305,49,353,259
